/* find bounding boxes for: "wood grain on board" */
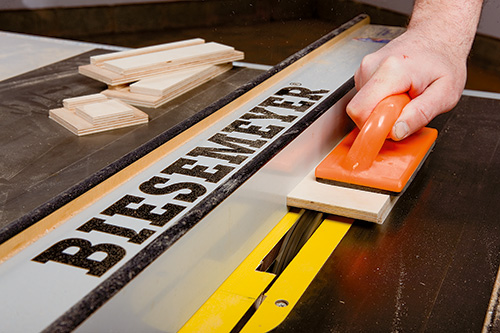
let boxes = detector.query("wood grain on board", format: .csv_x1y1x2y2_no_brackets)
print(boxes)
62,93,108,110
90,38,205,65
287,170,399,224
102,42,234,75
75,99,135,125
101,63,232,108
130,63,231,97
80,49,243,86
50,97,148,136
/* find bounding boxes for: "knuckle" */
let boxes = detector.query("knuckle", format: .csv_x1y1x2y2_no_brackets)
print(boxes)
346,103,358,118
354,68,362,90
359,53,377,70
413,104,433,125
358,54,379,77
346,101,363,121
380,55,403,71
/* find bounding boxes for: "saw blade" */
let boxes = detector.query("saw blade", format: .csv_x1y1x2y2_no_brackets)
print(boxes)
271,209,324,275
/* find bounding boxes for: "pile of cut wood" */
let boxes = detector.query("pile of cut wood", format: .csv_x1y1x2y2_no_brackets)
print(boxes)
49,94,148,136
49,39,244,136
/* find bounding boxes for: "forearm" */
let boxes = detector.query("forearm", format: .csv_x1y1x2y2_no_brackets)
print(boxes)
408,0,483,59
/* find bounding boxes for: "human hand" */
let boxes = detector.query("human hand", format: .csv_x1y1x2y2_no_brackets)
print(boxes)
346,29,467,140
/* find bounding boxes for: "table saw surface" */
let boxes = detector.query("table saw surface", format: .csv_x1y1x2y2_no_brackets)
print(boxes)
0,27,499,332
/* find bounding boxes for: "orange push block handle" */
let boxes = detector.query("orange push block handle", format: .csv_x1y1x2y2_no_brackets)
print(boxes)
342,93,411,172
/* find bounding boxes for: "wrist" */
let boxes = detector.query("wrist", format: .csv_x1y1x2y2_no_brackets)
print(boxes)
407,0,482,59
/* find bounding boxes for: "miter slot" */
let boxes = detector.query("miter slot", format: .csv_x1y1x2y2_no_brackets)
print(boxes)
229,294,267,333
229,209,325,332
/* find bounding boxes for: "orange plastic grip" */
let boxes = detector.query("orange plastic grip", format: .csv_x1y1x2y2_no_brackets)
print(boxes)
341,93,411,172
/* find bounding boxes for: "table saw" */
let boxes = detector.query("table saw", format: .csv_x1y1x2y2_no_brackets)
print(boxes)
0,15,499,332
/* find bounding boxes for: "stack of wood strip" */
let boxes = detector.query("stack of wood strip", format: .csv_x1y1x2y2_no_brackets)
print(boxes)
103,63,232,108
79,39,244,108
49,94,148,136
49,39,243,136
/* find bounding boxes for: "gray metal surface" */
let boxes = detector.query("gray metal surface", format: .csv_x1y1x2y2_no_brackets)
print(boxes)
0,31,125,81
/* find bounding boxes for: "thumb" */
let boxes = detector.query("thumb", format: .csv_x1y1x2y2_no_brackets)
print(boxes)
390,80,457,140
390,102,430,141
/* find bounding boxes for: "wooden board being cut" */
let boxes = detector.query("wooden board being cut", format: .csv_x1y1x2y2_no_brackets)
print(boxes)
79,51,243,86
287,170,399,224
102,64,232,108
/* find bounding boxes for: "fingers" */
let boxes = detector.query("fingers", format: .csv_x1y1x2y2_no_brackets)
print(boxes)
347,55,412,129
347,30,466,142
390,79,460,140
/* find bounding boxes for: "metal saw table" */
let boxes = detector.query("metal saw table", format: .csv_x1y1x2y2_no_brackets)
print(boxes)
0,17,499,332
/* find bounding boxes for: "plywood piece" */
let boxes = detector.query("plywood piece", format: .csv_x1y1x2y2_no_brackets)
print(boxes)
63,93,108,110
287,170,399,224
49,105,148,136
79,51,243,86
102,42,234,75
130,63,232,97
78,64,124,86
90,38,205,65
102,64,232,108
75,99,135,125
102,86,160,107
